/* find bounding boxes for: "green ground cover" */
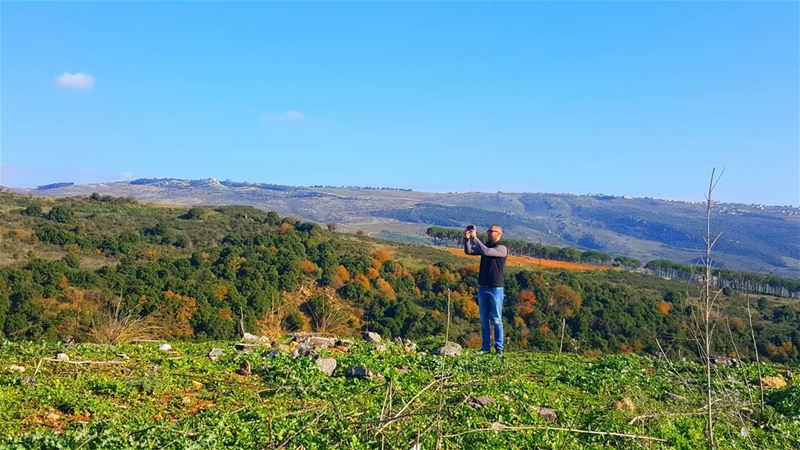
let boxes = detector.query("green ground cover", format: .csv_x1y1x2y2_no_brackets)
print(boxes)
0,339,796,449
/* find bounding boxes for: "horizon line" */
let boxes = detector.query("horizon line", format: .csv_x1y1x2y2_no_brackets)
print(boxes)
1,177,797,208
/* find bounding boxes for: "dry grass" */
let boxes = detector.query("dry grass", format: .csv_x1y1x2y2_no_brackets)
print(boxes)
439,247,614,272
90,298,160,345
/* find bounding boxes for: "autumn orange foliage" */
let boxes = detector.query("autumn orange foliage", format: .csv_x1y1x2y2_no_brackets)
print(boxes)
335,265,351,282
161,290,197,337
549,284,582,317
518,290,537,317
299,259,318,274
452,291,479,320
375,278,396,300
373,248,391,262
354,274,371,291
213,284,229,301
767,341,797,358
366,267,380,280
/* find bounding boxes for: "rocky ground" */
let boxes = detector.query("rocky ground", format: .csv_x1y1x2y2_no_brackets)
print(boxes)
1,333,797,449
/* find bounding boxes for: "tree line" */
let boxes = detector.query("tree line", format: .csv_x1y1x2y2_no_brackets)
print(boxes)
426,226,799,298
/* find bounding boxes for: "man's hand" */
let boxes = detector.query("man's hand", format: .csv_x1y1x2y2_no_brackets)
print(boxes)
464,230,476,240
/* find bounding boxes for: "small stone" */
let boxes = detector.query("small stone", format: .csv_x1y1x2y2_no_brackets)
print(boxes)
21,375,36,385
147,364,162,374
711,356,734,366
208,348,224,361
371,343,387,354
467,395,496,409
116,353,130,360
331,339,352,353
62,335,75,345
394,337,417,352
345,366,375,379
402,339,417,353
238,360,252,377
235,343,257,353
243,333,270,344
158,343,173,352
293,335,338,358
740,427,750,438
434,342,462,357
362,331,382,343
316,357,337,376
490,422,506,431
613,397,635,411
55,353,70,362
242,332,259,341
8,365,25,372
536,407,558,422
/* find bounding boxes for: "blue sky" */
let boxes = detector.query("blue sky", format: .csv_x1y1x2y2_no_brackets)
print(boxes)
1,1,798,205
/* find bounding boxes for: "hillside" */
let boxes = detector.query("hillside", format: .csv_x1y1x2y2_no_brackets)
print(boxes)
1,339,797,449
6,178,799,277
1,191,798,367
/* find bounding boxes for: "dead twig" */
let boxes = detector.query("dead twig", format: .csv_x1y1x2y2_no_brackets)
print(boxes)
629,411,709,425
374,375,452,436
45,358,126,365
276,412,323,449
444,423,667,442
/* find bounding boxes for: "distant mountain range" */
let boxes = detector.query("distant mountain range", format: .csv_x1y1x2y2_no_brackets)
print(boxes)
6,178,799,277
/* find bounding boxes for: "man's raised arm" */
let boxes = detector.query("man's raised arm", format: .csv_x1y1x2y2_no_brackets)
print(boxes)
469,237,508,257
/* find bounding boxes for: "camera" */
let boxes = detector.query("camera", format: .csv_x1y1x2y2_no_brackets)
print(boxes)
465,225,476,232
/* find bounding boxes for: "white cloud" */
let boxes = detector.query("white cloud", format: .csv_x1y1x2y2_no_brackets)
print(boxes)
55,72,95,90
265,109,305,123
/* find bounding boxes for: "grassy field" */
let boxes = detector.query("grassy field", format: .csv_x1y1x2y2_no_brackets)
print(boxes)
1,338,797,449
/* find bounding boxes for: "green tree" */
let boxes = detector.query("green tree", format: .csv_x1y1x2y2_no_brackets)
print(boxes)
46,206,73,223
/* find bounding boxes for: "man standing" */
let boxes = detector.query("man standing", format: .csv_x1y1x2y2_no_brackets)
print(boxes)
463,224,508,355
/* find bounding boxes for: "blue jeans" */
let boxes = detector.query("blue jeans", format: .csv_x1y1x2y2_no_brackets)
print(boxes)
478,287,504,351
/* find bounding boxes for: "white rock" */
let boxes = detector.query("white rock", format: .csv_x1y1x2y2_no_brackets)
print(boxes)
316,357,337,376
158,343,173,352
243,333,270,344
208,348,225,361
362,331,382,343
8,365,26,372
55,353,70,361
434,342,462,357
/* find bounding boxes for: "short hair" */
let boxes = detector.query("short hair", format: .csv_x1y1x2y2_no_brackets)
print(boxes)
490,224,502,231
